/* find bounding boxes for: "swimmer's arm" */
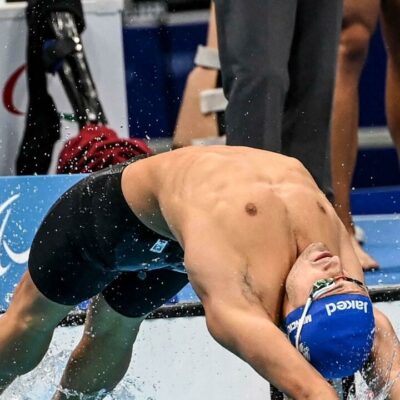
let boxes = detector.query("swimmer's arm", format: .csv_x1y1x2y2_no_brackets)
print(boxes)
362,307,400,399
201,299,337,399
184,246,338,399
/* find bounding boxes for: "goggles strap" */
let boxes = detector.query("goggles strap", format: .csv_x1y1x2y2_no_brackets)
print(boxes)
295,297,312,350
295,280,337,349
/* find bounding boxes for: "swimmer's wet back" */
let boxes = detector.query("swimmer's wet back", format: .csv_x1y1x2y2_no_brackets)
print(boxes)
28,157,188,318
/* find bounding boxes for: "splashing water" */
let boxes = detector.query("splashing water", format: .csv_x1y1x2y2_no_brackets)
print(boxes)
345,368,399,400
2,324,399,400
345,373,387,400
55,377,154,400
1,327,157,400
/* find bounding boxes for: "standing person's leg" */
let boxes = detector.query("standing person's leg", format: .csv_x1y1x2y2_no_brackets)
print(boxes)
330,0,380,269
282,0,343,201
0,272,73,392
381,0,400,156
172,3,220,148
214,0,298,151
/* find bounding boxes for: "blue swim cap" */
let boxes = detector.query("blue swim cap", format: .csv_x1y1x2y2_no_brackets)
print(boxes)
284,293,375,379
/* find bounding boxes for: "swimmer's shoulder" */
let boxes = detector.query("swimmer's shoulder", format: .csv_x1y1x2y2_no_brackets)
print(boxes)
124,146,312,183
122,147,210,193
127,146,227,176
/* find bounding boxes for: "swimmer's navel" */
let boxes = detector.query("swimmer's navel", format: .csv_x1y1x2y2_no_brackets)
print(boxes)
245,202,258,216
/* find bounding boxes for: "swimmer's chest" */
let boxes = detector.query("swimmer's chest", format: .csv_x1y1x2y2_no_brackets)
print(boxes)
223,188,338,255
285,196,340,250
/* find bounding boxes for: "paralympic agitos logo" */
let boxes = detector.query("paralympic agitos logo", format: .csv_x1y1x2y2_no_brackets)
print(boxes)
2,64,26,116
0,194,30,277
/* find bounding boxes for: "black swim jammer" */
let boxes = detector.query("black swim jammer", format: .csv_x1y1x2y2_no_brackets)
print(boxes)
29,156,188,317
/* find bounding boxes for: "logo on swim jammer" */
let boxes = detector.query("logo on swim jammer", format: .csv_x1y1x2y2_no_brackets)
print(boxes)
325,299,369,316
150,239,168,253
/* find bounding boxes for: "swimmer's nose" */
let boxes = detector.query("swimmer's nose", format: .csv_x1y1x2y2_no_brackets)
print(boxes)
322,255,342,273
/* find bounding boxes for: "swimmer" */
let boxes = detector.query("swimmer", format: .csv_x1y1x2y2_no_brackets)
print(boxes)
0,146,399,399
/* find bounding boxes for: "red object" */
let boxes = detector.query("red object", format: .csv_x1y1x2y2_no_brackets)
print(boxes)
57,124,152,173
3,64,26,116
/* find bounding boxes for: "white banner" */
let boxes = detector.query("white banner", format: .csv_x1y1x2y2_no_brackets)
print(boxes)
0,0,128,175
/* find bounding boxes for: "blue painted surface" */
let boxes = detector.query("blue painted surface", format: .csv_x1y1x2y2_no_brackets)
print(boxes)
0,175,85,311
359,24,387,127
123,22,207,138
352,148,400,188
355,215,400,287
351,186,400,215
123,26,171,138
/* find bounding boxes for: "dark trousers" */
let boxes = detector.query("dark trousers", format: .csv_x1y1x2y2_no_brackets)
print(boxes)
214,0,343,200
